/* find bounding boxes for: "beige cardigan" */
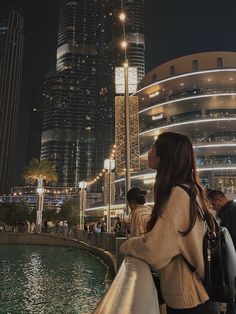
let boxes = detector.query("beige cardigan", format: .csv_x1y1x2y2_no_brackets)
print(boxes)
130,205,152,237
120,186,209,309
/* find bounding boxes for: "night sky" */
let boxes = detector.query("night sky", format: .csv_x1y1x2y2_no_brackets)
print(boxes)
2,0,236,185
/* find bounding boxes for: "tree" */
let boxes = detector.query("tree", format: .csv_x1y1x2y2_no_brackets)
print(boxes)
23,158,58,229
57,199,80,226
23,158,58,185
0,202,33,225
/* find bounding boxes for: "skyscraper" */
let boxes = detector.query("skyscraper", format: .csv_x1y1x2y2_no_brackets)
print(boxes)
0,3,24,195
41,0,99,187
27,86,43,162
41,0,145,188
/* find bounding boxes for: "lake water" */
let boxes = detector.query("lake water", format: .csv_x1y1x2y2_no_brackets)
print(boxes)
0,245,113,313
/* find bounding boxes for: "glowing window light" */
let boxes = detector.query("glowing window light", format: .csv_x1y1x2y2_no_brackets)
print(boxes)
143,179,155,185
119,12,126,21
152,114,163,120
121,40,127,49
149,91,160,98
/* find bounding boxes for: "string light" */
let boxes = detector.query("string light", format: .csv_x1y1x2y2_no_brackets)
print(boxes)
121,40,127,49
119,12,126,22
120,0,127,60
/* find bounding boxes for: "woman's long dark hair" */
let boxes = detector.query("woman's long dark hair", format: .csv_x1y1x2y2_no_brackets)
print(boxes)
147,132,213,235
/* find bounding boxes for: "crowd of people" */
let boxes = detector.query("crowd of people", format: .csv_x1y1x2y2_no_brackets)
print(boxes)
82,218,127,236
119,132,236,314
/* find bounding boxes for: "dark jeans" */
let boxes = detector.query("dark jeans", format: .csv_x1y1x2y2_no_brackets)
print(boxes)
167,300,219,314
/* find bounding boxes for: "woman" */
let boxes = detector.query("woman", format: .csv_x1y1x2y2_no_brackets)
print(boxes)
120,132,219,314
126,187,151,237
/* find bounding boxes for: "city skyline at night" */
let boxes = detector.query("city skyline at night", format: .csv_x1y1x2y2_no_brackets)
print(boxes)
1,0,236,189
40,0,145,188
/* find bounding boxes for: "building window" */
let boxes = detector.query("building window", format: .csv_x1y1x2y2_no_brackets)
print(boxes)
217,57,223,68
170,65,175,76
192,59,198,71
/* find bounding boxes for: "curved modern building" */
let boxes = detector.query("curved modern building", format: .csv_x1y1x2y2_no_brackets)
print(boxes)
86,51,236,216
131,51,236,196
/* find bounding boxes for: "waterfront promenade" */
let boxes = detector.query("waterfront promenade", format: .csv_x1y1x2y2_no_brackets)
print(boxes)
0,230,228,313
0,230,160,313
0,231,122,273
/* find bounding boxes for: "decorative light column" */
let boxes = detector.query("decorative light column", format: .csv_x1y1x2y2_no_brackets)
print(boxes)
124,60,131,209
79,181,87,230
36,178,44,233
114,9,139,215
120,11,130,214
104,159,115,233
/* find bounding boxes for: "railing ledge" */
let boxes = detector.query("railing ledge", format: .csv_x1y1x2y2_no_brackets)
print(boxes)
93,256,160,314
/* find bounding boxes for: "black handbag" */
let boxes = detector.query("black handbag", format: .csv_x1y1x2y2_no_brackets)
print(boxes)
203,215,236,303
178,184,236,303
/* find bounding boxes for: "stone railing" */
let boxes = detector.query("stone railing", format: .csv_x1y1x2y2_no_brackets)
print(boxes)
93,256,160,314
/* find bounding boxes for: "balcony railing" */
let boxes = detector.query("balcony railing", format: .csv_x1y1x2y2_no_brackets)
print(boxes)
140,113,236,133
140,87,236,113
140,139,236,156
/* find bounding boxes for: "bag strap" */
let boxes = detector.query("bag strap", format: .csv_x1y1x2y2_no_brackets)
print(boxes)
177,184,219,240
177,184,191,195
177,184,209,223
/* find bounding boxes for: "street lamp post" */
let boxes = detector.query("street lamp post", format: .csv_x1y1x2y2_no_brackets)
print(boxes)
119,10,131,215
124,60,131,214
79,181,87,230
104,159,115,233
36,178,44,233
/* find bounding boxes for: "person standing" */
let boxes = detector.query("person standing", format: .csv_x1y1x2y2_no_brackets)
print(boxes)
120,132,219,314
114,218,122,236
126,187,151,237
208,189,236,314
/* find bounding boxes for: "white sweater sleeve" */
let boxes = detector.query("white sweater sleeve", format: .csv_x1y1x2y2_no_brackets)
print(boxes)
120,210,180,270
120,187,191,270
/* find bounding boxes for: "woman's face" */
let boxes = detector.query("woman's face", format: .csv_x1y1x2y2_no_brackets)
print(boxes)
148,143,159,170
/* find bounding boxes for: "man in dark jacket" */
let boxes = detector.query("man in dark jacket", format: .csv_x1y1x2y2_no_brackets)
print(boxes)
208,189,236,314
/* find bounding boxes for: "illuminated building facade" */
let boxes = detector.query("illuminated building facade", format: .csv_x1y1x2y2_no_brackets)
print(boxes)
134,51,236,196
41,0,145,188
41,0,99,187
85,51,236,216
0,3,24,194
0,185,103,213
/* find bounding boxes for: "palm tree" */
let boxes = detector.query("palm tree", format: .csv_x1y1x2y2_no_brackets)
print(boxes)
23,158,58,231
23,158,58,185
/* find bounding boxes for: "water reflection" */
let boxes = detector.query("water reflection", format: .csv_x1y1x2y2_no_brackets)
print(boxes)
0,245,113,313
